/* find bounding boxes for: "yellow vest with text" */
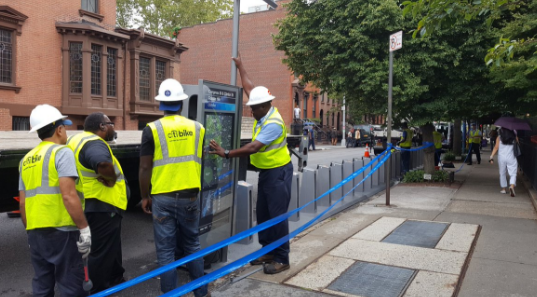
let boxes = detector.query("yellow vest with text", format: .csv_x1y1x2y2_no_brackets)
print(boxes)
251,108,291,169
433,131,443,149
20,142,81,230
400,129,413,148
148,115,205,194
469,130,481,144
67,132,127,210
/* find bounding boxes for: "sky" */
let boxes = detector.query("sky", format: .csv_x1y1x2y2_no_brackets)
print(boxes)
240,0,273,13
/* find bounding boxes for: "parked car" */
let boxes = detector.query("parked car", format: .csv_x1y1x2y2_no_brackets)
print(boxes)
351,124,375,147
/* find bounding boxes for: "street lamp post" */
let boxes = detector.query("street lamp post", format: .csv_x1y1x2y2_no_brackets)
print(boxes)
341,96,346,147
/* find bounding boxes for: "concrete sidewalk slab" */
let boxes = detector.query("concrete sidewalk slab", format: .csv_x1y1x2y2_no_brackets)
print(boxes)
404,271,459,297
447,200,536,219
212,278,335,297
363,186,455,211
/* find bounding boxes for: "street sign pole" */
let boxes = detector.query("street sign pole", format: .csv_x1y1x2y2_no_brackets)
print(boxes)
230,0,240,85
386,31,402,206
341,96,346,147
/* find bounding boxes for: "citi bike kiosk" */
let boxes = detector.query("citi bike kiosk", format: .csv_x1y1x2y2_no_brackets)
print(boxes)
182,80,243,264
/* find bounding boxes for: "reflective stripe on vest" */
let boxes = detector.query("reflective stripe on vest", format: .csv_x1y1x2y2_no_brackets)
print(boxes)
250,108,291,169
148,115,205,194
400,129,413,148
67,132,127,210
433,131,443,149
21,142,79,230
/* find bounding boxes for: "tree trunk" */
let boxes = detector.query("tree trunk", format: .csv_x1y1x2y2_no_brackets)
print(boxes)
421,123,435,174
453,119,462,156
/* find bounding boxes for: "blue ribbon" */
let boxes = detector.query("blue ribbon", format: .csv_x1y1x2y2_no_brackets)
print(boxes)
91,150,390,297
161,151,393,297
454,144,473,173
389,142,434,151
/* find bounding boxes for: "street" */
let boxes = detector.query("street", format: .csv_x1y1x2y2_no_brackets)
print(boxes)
0,144,368,296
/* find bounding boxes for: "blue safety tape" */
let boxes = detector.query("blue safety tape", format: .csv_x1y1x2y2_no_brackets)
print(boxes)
218,170,234,180
91,150,390,297
161,151,393,297
389,142,434,151
454,144,473,173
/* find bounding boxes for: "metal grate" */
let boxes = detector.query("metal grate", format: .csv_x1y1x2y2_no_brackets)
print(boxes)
107,48,117,97
69,42,83,93
155,60,166,95
0,29,13,83
382,220,449,248
328,262,415,297
12,117,30,131
91,44,102,95
139,57,150,101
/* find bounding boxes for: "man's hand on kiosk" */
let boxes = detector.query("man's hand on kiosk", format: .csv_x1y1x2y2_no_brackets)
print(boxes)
209,140,225,158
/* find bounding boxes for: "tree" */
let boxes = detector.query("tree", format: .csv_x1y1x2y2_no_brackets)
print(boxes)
273,0,503,173
116,0,233,37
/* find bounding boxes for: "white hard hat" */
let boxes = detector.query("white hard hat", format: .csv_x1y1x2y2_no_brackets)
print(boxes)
155,79,188,102
246,86,275,106
29,104,71,133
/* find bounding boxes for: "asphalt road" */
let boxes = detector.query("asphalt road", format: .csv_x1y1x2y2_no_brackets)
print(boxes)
0,144,368,297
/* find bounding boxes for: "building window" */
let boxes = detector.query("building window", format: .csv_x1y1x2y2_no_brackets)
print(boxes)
139,57,151,101
107,48,117,97
12,116,29,131
303,92,308,120
155,60,166,95
312,95,317,118
69,42,83,94
91,44,102,95
81,0,98,13
0,29,13,84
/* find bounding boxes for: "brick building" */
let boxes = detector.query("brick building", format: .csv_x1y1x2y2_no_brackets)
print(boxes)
178,3,342,131
0,0,187,131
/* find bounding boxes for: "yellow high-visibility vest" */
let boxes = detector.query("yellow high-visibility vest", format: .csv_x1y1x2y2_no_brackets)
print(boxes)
148,115,205,194
251,108,291,169
469,130,481,144
400,129,413,148
67,132,127,210
20,142,81,230
433,131,443,149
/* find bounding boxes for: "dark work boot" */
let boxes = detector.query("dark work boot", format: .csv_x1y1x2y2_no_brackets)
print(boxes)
250,254,274,266
263,262,290,274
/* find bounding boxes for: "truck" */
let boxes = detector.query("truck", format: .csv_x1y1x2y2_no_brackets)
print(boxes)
0,129,307,213
372,126,404,155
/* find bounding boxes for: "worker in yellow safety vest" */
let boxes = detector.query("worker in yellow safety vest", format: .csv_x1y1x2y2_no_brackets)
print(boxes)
210,54,293,275
19,104,90,296
466,123,482,165
433,128,444,166
138,78,208,297
67,112,127,293
397,122,414,174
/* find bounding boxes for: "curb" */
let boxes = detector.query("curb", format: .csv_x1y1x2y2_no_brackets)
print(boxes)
520,173,537,212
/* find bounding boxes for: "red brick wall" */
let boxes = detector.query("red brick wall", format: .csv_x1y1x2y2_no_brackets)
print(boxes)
178,6,296,126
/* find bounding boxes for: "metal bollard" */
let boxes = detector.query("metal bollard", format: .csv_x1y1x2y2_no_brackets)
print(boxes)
363,157,372,192
301,167,318,213
330,162,343,203
316,165,331,207
288,172,300,222
342,160,354,197
353,158,364,195
234,181,254,245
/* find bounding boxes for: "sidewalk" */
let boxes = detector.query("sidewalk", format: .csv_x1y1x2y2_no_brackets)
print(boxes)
212,151,537,297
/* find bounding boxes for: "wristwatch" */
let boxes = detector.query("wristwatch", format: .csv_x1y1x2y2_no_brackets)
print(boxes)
224,150,230,159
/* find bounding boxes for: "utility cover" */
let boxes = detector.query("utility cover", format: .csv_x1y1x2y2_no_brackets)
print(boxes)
328,262,415,297
382,220,449,248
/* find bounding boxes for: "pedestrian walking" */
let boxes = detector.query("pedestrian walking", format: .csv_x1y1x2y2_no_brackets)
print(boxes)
294,103,300,123
138,79,208,297
355,129,361,147
331,127,337,145
489,128,498,151
308,128,316,151
467,123,482,165
210,54,293,275
346,130,353,148
397,122,413,174
489,127,518,197
433,128,444,166
19,104,90,296
67,112,128,293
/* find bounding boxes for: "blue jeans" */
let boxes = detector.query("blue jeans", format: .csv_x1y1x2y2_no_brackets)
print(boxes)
152,195,207,297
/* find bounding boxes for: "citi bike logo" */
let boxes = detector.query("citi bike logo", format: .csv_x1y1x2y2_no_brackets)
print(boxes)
168,129,193,138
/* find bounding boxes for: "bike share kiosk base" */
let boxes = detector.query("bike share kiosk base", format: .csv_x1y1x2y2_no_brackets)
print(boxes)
182,80,243,264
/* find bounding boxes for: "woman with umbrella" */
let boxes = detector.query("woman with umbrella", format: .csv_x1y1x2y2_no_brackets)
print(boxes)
489,117,531,197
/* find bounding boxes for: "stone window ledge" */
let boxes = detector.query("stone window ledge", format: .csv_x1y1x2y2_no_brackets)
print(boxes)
79,9,104,22
0,84,21,93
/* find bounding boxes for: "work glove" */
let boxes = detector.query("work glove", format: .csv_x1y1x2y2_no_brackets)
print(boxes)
77,226,92,259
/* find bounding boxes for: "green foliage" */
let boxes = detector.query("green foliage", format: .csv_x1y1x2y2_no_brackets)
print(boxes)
442,151,456,162
402,170,425,182
116,0,233,37
432,170,448,182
